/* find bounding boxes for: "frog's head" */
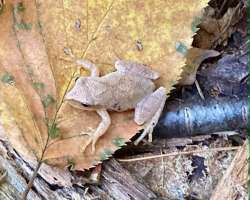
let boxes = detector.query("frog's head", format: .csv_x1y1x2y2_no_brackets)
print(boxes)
65,77,96,110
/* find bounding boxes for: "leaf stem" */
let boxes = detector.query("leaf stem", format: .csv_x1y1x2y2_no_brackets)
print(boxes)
21,160,43,200
80,0,115,58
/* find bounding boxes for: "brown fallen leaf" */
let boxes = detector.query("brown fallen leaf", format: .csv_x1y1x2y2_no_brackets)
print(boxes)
194,3,243,49
180,48,220,85
0,0,208,172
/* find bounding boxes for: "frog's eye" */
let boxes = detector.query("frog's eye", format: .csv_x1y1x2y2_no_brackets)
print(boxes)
81,103,90,107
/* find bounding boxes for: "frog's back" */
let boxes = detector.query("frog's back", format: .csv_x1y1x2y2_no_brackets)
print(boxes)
86,72,155,111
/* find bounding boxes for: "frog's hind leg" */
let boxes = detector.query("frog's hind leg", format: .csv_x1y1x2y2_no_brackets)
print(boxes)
115,60,160,80
134,87,167,145
81,109,111,154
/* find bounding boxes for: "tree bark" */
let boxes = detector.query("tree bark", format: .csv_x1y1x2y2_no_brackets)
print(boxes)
0,136,156,200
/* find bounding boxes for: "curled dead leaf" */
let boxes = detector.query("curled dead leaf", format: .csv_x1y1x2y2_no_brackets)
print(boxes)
180,48,220,85
194,3,243,48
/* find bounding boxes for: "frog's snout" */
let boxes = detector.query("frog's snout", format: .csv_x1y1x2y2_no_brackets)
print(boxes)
65,87,82,103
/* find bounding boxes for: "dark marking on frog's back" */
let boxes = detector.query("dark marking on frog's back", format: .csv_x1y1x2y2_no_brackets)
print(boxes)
112,102,121,111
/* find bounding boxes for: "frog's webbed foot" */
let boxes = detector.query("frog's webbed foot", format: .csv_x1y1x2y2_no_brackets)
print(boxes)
134,87,167,145
81,109,111,154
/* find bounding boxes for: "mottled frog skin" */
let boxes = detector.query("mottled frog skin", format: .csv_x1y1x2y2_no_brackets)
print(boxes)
65,59,166,153
67,71,155,111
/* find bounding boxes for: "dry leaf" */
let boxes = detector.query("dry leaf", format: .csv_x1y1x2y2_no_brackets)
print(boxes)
0,0,208,170
194,3,243,49
180,48,220,85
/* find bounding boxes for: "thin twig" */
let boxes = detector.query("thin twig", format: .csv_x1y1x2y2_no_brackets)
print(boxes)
80,0,115,58
118,146,240,162
195,80,205,100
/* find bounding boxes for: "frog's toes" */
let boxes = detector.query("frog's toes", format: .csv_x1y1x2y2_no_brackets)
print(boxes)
80,136,98,155
91,143,96,155
135,122,155,145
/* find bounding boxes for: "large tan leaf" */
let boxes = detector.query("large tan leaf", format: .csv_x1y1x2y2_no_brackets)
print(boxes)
0,0,208,170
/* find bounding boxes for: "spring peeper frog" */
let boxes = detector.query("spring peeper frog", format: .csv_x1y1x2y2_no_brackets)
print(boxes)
65,58,166,153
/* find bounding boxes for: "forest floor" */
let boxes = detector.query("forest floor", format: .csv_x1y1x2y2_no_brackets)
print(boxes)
0,0,248,199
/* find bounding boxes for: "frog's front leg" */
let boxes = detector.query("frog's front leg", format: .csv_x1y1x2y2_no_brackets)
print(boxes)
74,60,108,154
76,59,100,77
65,48,99,77
81,109,111,154
134,87,167,145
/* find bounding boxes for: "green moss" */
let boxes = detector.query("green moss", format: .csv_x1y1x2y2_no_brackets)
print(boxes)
191,16,202,33
67,158,76,170
15,2,25,12
175,41,188,56
1,72,14,84
15,22,32,30
42,95,55,108
100,148,113,161
48,122,60,139
33,82,45,90
16,41,21,49
112,137,126,147
37,21,42,29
